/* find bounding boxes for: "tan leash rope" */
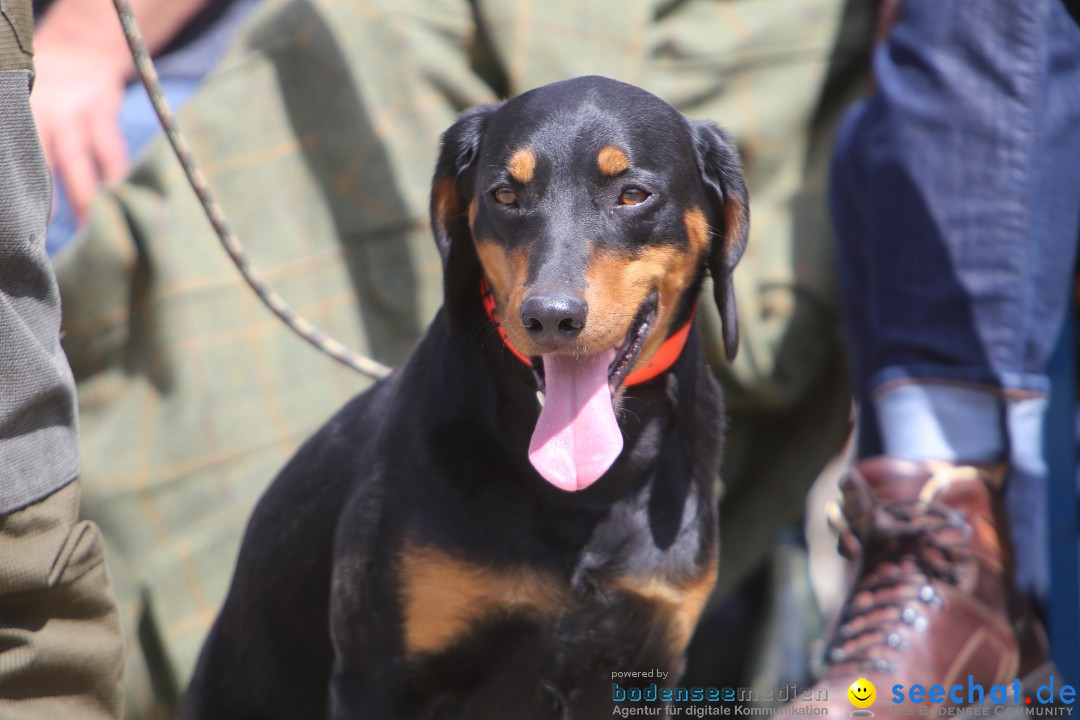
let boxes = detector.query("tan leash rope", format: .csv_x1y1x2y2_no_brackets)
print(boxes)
111,0,393,380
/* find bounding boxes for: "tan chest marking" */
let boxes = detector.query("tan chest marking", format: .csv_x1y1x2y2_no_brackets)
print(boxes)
611,558,719,654
399,544,567,656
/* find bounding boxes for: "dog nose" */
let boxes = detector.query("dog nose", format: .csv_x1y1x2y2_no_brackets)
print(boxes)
520,292,587,347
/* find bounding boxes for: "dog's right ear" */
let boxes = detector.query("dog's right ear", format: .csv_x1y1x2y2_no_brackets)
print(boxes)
430,102,503,329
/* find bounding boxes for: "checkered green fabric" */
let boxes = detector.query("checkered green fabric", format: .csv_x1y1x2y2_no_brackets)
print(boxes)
55,0,870,715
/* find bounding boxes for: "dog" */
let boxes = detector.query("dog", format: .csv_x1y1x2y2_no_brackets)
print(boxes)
179,75,748,719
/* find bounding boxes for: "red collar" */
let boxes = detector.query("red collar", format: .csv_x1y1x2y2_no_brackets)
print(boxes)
480,278,693,386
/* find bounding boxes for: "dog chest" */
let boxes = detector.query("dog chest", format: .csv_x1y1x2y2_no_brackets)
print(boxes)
395,540,717,666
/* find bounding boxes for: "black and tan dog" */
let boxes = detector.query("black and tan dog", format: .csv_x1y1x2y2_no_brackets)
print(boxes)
179,76,748,719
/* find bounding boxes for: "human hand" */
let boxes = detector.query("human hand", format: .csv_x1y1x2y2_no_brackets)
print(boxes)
30,44,130,222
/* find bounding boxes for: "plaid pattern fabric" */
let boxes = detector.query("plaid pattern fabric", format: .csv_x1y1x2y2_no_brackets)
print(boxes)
55,0,871,715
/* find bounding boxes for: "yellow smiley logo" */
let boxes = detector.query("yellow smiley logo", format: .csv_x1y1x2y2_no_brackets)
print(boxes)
848,678,876,708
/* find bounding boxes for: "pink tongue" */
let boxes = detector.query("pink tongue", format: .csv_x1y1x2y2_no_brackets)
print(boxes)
528,350,622,492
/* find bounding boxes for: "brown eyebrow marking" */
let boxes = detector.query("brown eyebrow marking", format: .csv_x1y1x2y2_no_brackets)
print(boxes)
507,147,537,184
597,146,630,176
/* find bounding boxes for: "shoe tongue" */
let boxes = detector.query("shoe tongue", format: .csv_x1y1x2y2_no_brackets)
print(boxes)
528,350,622,492
853,458,932,503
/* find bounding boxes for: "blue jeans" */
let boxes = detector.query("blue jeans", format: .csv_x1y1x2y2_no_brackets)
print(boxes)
832,0,1080,600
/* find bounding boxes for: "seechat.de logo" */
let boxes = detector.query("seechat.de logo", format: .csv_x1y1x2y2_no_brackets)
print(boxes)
891,676,1076,710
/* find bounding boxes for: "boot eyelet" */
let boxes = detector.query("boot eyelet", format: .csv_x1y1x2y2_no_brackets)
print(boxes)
885,632,906,649
872,658,894,673
901,607,917,624
919,585,935,603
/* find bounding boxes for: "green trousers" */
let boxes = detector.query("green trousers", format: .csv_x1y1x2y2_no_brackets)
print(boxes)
0,483,124,719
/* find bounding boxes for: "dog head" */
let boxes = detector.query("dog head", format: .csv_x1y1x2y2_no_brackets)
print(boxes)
430,76,748,491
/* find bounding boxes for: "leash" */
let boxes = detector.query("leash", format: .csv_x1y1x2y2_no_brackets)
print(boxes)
111,0,392,380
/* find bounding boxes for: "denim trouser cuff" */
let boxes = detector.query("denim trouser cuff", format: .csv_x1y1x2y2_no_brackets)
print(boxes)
872,377,1047,465
871,372,1049,598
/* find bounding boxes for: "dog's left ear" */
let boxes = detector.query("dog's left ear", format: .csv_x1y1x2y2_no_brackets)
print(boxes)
430,102,504,329
691,121,749,362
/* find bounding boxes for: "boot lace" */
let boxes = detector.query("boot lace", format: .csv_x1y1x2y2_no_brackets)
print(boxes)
825,498,972,673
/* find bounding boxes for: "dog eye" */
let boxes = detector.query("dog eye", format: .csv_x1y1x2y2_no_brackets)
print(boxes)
493,187,518,205
618,188,649,206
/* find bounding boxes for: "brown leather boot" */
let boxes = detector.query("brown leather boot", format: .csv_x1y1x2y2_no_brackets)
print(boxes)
787,458,1049,715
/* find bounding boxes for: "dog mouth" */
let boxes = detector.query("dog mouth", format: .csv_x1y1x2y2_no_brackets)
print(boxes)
606,290,658,391
529,290,658,397
526,291,658,493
